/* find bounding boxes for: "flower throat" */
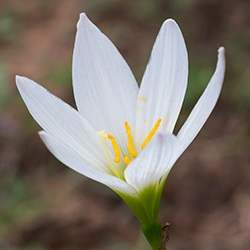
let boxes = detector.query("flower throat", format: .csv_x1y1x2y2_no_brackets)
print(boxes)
101,119,162,166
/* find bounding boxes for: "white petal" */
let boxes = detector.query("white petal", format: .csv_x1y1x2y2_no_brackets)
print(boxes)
39,131,136,195
136,19,188,144
16,75,108,172
174,47,225,162
72,13,138,150
124,133,176,191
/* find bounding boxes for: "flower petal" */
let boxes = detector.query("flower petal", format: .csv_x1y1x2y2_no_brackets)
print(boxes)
16,75,108,172
39,131,136,195
136,19,188,144
72,13,138,150
124,133,176,191
174,47,225,162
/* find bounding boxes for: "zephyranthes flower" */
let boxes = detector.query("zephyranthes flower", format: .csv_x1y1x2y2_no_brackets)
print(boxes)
16,13,225,249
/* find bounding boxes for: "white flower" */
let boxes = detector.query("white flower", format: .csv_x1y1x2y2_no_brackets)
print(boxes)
16,13,225,227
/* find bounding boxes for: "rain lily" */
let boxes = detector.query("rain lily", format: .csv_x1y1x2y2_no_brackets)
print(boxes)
16,13,225,249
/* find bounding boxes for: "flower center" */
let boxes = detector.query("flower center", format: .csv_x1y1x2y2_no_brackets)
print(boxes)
100,119,162,166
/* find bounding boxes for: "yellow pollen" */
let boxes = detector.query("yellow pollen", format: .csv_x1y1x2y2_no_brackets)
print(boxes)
106,134,121,164
124,121,138,158
99,119,161,167
124,155,131,165
141,118,162,149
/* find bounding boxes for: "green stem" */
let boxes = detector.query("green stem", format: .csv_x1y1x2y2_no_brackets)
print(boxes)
143,222,163,250
142,222,170,250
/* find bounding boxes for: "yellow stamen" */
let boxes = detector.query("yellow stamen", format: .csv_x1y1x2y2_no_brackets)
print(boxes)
124,155,131,165
124,121,138,158
141,118,162,149
106,134,121,164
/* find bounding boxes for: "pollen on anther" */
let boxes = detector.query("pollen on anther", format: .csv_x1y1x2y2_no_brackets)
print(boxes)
124,155,131,165
124,121,138,158
141,118,162,149
106,134,121,164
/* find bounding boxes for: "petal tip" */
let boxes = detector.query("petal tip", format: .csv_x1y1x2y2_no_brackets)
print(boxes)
217,47,226,71
161,18,183,40
162,18,179,29
38,130,45,136
218,46,225,57
38,131,47,141
218,46,225,52
16,75,34,90
77,12,89,29
16,75,27,89
79,12,88,21
16,75,24,83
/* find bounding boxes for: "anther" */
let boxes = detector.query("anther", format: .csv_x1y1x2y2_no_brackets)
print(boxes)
124,155,131,165
141,118,162,149
124,121,138,158
106,134,121,164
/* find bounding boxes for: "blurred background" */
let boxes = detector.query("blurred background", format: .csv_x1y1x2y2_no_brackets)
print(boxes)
0,0,250,249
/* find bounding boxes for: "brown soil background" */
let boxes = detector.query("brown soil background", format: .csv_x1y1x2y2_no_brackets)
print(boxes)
1,0,250,249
